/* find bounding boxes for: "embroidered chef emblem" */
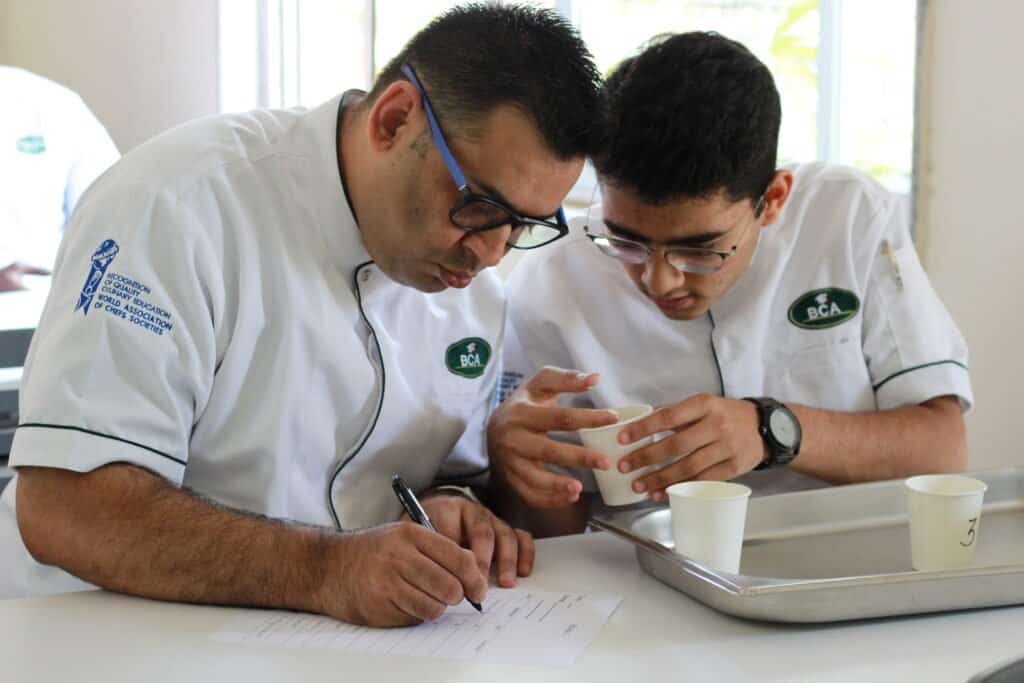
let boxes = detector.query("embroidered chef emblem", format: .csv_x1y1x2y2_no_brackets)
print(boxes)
445,337,492,379
75,239,120,315
788,288,860,329
15,135,46,154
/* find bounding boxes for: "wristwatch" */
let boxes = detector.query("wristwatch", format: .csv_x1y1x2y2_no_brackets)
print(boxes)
743,397,802,469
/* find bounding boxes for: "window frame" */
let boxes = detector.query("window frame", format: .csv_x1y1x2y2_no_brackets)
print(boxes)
219,0,921,208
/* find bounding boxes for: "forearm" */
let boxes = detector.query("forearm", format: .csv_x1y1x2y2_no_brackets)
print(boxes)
787,395,967,483
17,463,328,612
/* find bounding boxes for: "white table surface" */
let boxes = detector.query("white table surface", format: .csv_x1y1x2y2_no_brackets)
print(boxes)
0,366,22,392
0,280,47,391
1,530,1022,682
0,278,50,331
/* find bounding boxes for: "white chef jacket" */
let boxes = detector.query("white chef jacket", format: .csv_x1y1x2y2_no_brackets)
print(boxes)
1,67,119,269
0,94,504,598
504,162,972,456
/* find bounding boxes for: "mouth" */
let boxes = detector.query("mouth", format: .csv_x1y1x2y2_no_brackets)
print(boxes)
438,265,476,289
650,293,697,313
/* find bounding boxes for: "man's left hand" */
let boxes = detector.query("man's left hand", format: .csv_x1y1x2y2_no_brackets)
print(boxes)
402,493,535,587
615,394,768,500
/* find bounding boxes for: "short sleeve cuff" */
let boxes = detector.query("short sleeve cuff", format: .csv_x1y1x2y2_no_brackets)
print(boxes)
9,424,187,485
873,360,973,413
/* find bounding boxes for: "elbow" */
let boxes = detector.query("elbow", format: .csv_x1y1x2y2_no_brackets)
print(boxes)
16,467,70,566
936,441,968,474
946,432,969,473
936,413,969,474
919,397,968,474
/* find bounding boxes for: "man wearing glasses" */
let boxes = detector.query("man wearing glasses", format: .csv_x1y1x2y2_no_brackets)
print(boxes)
3,5,603,625
488,32,972,523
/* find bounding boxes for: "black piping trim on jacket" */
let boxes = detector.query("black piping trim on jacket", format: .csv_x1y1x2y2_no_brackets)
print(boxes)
14,423,186,466
872,360,968,392
327,261,386,530
707,311,726,396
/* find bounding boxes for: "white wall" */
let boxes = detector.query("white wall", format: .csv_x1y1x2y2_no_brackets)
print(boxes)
917,0,1024,470
0,0,219,152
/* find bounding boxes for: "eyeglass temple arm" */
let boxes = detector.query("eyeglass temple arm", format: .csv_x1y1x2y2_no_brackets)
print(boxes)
402,64,569,228
400,64,469,191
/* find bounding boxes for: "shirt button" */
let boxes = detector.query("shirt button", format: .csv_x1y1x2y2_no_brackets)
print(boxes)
361,269,372,282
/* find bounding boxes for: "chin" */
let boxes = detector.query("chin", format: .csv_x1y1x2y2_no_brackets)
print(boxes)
661,307,708,321
412,276,447,293
651,298,709,321
381,267,445,293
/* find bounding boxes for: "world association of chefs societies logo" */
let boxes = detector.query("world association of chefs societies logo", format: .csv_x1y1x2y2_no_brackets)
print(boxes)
74,239,120,315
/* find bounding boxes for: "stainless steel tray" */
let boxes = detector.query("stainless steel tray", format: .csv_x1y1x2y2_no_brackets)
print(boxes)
589,467,1024,623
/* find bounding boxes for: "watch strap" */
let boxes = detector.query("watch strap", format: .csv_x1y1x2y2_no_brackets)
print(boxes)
743,396,800,468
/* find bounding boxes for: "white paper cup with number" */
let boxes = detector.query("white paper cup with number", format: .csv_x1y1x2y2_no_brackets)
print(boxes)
905,474,987,571
667,481,752,574
577,405,654,506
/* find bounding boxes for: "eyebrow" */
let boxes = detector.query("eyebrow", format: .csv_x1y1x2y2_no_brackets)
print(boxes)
472,177,559,221
602,218,727,247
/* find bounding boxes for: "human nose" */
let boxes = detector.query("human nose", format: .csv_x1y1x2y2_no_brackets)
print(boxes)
462,225,512,269
641,251,685,296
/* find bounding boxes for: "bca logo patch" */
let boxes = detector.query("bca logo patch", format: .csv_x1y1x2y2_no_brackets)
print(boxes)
788,288,860,329
445,337,492,379
16,135,46,154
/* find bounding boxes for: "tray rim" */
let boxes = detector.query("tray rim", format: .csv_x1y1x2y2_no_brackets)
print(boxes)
589,466,1024,596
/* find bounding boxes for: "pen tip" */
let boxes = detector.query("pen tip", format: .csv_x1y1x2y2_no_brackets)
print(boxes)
470,599,483,612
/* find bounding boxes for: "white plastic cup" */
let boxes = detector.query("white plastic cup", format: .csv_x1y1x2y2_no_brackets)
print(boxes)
667,481,752,574
577,405,654,506
905,474,987,571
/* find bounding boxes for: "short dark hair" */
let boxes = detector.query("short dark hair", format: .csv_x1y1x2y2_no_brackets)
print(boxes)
369,3,603,159
594,32,781,205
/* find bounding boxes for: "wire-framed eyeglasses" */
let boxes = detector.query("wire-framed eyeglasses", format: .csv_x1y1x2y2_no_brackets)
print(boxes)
400,64,569,250
583,195,766,274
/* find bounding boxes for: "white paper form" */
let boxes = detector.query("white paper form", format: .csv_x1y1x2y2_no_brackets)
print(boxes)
212,588,622,667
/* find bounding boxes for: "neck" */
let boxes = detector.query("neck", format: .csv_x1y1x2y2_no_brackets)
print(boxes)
337,94,372,233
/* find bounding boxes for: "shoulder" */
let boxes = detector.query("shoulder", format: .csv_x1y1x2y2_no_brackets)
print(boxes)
111,109,300,190
786,162,897,226
0,67,106,130
0,66,80,103
71,107,316,228
777,162,905,258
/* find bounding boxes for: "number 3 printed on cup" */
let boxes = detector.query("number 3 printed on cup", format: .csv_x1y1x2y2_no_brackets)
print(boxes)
960,517,978,548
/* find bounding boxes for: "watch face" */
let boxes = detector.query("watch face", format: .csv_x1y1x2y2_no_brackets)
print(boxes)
769,409,799,448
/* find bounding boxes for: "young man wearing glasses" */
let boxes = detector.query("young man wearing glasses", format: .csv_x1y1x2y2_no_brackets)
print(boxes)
488,32,972,521
3,5,603,625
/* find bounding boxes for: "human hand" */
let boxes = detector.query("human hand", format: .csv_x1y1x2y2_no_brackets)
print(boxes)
0,262,51,292
413,493,535,588
616,394,767,500
487,367,618,508
315,522,488,627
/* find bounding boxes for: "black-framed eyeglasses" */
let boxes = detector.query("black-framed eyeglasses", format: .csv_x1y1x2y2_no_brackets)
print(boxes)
583,195,766,274
400,63,569,250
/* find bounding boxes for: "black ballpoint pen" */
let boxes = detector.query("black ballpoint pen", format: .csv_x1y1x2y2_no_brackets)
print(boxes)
391,474,483,613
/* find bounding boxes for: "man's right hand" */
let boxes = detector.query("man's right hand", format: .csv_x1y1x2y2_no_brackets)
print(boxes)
17,465,483,629
487,367,618,509
0,261,51,292
317,522,489,627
